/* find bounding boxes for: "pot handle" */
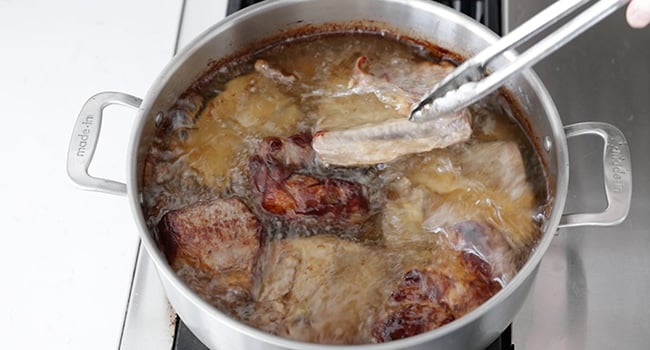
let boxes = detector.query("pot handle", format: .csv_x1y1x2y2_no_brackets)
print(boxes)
66,91,142,196
559,121,632,228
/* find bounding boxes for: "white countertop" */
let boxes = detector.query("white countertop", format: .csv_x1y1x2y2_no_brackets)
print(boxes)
0,1,189,349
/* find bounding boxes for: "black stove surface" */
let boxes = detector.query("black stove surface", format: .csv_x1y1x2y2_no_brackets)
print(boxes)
173,1,509,349
173,318,514,350
228,0,502,34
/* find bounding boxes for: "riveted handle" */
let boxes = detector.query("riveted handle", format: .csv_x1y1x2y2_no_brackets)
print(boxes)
66,92,142,196
559,122,632,228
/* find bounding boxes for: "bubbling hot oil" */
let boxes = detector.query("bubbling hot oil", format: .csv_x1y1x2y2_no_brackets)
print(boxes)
142,33,550,344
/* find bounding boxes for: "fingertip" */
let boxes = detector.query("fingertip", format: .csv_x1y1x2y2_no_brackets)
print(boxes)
627,1,650,29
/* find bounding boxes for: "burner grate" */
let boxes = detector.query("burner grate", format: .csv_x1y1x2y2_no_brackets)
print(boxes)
226,0,502,34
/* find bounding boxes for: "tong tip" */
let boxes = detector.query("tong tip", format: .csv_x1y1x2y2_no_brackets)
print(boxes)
408,98,432,122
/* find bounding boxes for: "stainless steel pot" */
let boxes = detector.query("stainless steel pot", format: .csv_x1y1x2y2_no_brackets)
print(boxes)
66,0,632,349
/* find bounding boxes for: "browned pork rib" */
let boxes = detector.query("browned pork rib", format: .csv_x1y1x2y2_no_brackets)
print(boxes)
372,251,502,342
312,56,472,166
372,223,506,343
312,112,472,166
249,134,369,224
156,197,262,309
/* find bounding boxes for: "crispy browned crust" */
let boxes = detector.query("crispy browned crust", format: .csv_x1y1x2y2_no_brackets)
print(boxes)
249,134,369,223
157,197,262,282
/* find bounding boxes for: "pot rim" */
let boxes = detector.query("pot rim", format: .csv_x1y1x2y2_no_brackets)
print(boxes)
126,0,569,348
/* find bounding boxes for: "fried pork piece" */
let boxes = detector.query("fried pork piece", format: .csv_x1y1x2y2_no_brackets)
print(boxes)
348,56,456,115
445,221,516,284
251,235,397,344
420,141,537,253
177,69,303,190
312,112,472,166
375,178,507,341
249,134,369,223
372,251,502,342
156,197,262,309
381,140,537,284
459,141,533,201
251,228,503,344
381,176,517,275
312,56,472,166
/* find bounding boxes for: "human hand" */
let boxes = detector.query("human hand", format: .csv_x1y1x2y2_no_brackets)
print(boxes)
627,0,650,28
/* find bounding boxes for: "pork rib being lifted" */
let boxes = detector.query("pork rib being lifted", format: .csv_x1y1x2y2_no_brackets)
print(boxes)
312,56,472,166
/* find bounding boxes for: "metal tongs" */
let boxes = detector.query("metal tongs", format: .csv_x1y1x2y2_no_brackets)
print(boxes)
409,0,630,122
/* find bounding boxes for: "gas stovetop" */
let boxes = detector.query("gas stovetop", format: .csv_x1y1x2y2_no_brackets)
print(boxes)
118,0,650,349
